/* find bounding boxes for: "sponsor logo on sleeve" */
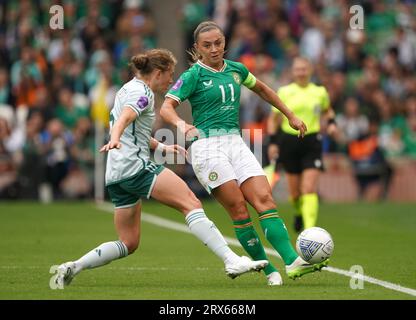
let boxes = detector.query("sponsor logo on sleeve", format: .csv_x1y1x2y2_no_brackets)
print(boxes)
137,96,149,110
172,79,183,91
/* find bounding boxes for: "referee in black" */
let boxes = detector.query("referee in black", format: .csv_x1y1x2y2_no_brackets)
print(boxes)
267,57,338,232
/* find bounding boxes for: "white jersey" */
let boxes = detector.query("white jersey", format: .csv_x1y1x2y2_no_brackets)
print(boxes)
105,77,155,185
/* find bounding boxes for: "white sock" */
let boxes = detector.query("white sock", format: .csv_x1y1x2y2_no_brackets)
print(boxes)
74,240,128,274
185,209,240,265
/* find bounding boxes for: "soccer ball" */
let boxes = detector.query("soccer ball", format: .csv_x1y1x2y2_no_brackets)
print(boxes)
296,227,334,264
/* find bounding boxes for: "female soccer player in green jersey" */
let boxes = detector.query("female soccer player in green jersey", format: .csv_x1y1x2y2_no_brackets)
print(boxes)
52,49,268,288
160,21,329,286
268,57,338,232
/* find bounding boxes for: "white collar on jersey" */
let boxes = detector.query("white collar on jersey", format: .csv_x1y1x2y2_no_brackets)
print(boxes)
134,76,150,87
197,60,227,73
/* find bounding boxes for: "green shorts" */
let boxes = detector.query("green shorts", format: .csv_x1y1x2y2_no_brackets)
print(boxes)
106,161,165,209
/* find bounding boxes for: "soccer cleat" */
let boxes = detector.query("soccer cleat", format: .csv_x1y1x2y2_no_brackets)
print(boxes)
267,271,283,286
286,256,329,280
294,215,303,233
225,256,268,279
53,261,78,288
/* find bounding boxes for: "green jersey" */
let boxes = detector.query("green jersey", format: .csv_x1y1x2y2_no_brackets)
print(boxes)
105,77,155,185
166,59,256,138
272,82,330,135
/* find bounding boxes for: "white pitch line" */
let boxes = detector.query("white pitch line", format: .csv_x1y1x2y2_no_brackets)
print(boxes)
97,203,416,297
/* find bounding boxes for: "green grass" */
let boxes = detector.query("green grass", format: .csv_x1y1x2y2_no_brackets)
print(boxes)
0,201,415,300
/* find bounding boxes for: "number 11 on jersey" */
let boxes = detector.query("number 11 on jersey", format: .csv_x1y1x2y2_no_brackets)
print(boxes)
219,84,235,103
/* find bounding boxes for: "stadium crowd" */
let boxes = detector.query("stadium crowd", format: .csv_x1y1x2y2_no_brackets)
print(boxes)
0,0,415,201
0,0,156,199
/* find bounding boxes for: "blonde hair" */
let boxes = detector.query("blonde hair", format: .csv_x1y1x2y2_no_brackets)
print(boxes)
187,21,224,63
130,49,177,75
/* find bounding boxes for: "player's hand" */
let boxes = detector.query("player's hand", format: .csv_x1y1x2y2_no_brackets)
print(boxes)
100,140,121,152
164,144,188,157
288,116,307,138
327,123,338,138
179,122,200,140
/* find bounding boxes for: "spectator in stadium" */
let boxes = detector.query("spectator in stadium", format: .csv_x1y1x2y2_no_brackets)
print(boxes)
61,117,95,199
55,86,89,129
161,21,328,286
265,22,297,71
0,112,17,198
10,46,44,108
53,49,267,288
31,87,54,123
336,97,369,147
268,57,338,232
17,111,45,199
374,90,406,158
402,95,416,158
348,118,393,201
0,68,14,106
40,118,73,199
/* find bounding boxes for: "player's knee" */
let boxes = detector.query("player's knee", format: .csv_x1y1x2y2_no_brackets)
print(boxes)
181,191,202,214
123,239,140,254
228,200,249,221
253,192,275,211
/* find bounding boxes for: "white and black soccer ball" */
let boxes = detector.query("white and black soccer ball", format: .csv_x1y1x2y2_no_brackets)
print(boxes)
296,227,334,264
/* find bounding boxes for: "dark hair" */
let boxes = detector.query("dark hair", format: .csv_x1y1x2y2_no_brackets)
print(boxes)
130,49,177,75
187,21,224,62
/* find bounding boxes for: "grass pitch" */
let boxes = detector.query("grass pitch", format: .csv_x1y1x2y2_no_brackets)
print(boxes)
0,200,415,300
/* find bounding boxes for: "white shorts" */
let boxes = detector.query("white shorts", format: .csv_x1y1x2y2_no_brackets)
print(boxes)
188,134,265,193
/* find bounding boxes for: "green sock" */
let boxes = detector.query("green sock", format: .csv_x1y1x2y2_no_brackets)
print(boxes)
233,218,278,275
259,209,298,265
300,193,319,229
290,197,302,217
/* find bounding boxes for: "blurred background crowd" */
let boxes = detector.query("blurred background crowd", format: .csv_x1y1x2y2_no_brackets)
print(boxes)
0,0,415,202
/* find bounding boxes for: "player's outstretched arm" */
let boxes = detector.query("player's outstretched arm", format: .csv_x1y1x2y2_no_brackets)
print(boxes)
150,137,188,157
250,79,307,138
160,97,199,139
99,107,137,153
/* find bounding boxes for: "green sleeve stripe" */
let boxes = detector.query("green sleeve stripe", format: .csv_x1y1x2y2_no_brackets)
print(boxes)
242,72,256,89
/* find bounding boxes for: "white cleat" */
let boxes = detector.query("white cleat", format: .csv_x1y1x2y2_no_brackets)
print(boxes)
267,271,283,286
225,256,268,279
53,262,78,288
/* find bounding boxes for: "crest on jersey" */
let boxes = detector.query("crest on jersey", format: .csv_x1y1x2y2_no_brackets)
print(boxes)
137,96,149,110
232,72,241,85
208,171,218,181
172,79,183,90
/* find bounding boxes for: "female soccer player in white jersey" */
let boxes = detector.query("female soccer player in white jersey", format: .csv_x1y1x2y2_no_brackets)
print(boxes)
160,22,329,286
53,49,267,288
